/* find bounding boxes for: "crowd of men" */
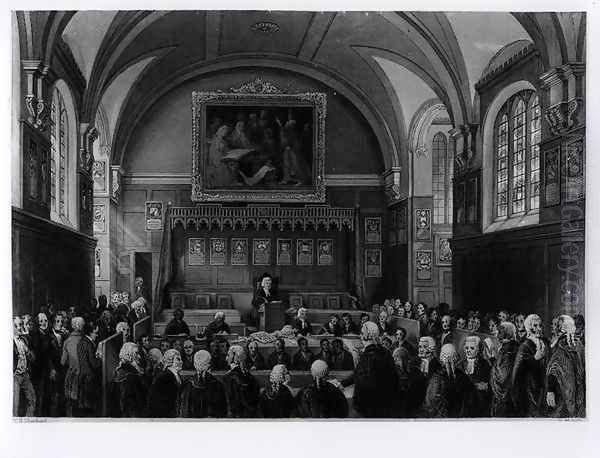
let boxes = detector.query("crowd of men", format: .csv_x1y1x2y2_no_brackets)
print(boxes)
13,296,585,418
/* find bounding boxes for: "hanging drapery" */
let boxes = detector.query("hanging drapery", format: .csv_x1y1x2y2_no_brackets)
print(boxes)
153,204,173,314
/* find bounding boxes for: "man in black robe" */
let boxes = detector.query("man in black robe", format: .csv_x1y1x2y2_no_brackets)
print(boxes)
460,335,491,417
351,322,399,418
247,273,278,330
109,342,148,417
340,313,359,335
405,336,440,417
180,350,227,418
489,321,519,417
296,359,348,418
292,307,313,336
222,345,260,418
148,349,183,417
545,315,585,417
30,312,57,416
258,364,295,418
511,314,547,417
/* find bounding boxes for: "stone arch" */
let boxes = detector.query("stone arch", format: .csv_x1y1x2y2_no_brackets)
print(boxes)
112,55,400,171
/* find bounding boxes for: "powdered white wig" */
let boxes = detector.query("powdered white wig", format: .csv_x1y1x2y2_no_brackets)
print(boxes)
558,315,576,335
524,314,541,332
311,359,329,387
465,335,481,347
119,342,139,364
361,321,380,341
439,343,459,366
214,311,225,320
227,345,247,367
116,321,129,333
420,336,436,352
163,349,181,368
71,317,85,332
194,350,211,372
297,307,307,317
148,348,163,364
269,364,290,386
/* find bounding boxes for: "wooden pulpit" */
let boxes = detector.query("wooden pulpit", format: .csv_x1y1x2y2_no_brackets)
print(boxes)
264,301,286,332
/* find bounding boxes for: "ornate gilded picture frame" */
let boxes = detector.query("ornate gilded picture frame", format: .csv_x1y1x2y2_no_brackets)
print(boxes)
191,80,326,203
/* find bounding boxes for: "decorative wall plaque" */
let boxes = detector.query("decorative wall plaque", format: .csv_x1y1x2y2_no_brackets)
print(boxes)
435,234,452,266
317,239,334,265
277,239,293,265
145,201,163,231
565,139,584,202
191,86,326,203
189,238,206,265
416,250,433,280
365,248,382,278
231,238,248,265
210,238,226,265
93,204,106,233
253,239,271,265
544,148,560,206
365,216,382,244
296,239,314,265
95,247,101,278
415,209,431,241
93,158,108,194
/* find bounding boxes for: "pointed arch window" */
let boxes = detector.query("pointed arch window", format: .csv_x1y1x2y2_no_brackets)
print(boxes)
50,87,69,222
432,132,452,224
494,90,539,219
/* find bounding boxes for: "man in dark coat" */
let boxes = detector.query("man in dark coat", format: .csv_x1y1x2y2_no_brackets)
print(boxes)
352,322,399,418
267,338,292,369
511,314,547,417
247,341,267,370
330,338,355,370
405,336,440,417
180,350,227,418
315,338,332,366
258,364,295,418
296,360,348,418
460,335,491,417
222,345,260,418
319,314,343,337
164,308,190,336
247,273,278,329
30,312,57,416
148,349,183,417
340,313,359,335
437,314,456,347
291,337,315,371
545,315,585,418
76,321,102,417
109,342,148,417
203,311,231,341
489,321,520,417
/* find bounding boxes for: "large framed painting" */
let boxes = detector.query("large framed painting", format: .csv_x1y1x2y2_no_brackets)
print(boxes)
191,84,326,203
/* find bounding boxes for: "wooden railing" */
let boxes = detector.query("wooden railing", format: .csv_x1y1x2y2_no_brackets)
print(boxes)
170,205,355,231
133,316,152,342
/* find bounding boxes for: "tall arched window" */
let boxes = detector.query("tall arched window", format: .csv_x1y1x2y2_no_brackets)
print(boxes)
494,90,539,219
50,86,71,225
432,132,452,224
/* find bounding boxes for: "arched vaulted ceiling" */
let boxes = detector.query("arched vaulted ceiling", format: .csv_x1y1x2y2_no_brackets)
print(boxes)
15,10,585,171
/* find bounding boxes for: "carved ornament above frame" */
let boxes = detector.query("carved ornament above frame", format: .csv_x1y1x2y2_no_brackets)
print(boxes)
191,81,327,203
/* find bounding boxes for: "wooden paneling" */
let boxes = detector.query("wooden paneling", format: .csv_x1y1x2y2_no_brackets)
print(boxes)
12,208,96,316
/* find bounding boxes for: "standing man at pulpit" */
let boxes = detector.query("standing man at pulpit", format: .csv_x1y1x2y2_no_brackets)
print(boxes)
246,273,279,331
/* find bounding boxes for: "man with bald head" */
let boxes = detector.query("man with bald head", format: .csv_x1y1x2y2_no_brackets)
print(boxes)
222,345,260,418
180,350,227,418
545,315,585,417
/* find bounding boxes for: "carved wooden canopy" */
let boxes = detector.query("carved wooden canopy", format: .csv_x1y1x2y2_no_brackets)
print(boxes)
170,205,354,232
